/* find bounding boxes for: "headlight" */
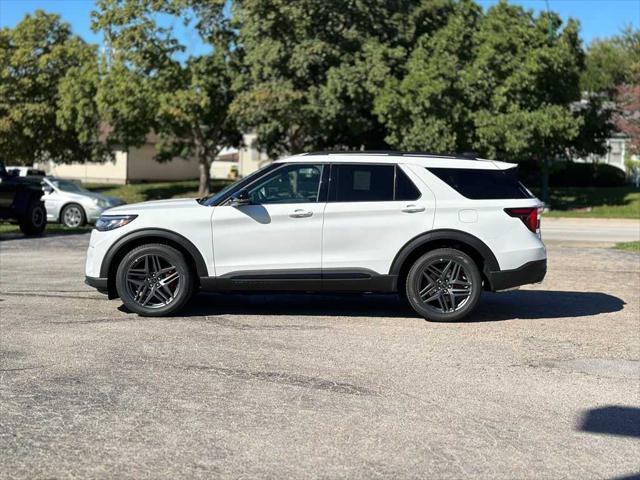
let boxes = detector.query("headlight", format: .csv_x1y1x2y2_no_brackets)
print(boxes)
95,215,137,231
93,198,110,208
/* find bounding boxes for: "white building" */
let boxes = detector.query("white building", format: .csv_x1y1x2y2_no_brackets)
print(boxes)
39,132,269,184
574,134,630,172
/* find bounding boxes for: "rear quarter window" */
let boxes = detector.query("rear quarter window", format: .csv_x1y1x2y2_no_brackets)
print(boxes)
426,167,533,200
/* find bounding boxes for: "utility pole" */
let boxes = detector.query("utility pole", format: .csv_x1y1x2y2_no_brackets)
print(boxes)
541,0,553,205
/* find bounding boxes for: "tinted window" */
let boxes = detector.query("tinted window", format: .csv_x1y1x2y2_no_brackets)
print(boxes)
202,163,279,205
426,167,533,199
395,167,421,201
248,164,323,204
332,164,395,202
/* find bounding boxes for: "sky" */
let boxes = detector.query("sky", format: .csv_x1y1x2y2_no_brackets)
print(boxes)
0,0,638,50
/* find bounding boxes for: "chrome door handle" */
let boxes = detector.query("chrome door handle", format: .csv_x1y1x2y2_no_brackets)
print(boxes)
402,205,425,213
289,209,313,218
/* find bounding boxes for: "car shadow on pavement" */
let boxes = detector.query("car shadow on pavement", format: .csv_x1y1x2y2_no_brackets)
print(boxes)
579,406,640,438
170,289,625,321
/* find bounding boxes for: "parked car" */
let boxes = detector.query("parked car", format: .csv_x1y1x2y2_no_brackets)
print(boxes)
40,177,125,228
5,165,47,177
84,151,546,321
0,161,47,235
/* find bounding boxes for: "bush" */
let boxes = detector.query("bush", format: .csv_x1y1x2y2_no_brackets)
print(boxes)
518,160,627,188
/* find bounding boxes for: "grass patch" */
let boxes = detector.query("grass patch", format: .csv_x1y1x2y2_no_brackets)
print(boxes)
613,241,640,252
85,179,233,204
531,187,640,219
0,224,92,236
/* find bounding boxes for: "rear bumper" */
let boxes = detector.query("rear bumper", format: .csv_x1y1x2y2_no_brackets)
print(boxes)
486,259,547,291
85,276,109,294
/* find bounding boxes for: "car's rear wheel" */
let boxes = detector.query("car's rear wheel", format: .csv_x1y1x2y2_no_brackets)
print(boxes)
115,243,195,316
19,201,46,236
405,248,482,322
61,203,86,228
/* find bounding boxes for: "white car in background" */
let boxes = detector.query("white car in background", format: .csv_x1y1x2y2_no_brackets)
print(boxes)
41,177,124,228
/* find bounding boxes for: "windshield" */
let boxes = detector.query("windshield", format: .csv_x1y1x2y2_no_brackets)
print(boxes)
49,179,87,193
199,163,278,206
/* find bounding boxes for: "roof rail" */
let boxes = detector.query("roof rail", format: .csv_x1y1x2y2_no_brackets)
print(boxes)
304,150,479,160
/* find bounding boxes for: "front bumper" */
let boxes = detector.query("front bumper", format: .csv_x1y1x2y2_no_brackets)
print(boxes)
85,276,109,294
85,206,105,224
485,259,547,292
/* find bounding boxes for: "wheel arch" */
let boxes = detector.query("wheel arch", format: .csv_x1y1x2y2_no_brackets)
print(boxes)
101,228,208,298
390,229,499,294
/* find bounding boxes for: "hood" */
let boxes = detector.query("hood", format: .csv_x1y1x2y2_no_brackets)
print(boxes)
57,189,123,206
81,191,124,205
105,198,199,214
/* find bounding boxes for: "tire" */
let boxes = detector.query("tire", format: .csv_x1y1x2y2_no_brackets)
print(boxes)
405,248,482,322
115,243,195,317
18,201,46,236
61,203,86,228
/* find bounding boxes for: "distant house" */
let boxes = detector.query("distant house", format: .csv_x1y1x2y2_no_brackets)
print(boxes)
38,132,268,184
573,133,631,172
571,93,638,174
210,132,271,181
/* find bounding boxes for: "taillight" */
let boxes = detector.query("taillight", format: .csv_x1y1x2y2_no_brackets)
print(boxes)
504,207,540,233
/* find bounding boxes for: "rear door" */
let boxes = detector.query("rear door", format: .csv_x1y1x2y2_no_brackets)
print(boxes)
321,163,435,275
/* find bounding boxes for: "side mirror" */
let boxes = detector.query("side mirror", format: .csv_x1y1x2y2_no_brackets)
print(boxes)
229,190,251,207
42,185,53,194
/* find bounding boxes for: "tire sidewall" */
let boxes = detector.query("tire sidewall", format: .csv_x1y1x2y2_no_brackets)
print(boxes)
19,201,46,235
116,244,194,317
406,248,482,322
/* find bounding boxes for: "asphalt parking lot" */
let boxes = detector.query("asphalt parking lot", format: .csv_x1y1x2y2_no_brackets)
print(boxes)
1,232,639,479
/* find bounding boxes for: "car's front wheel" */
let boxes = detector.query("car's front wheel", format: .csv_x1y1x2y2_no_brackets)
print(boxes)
115,243,195,316
405,248,482,322
61,203,86,228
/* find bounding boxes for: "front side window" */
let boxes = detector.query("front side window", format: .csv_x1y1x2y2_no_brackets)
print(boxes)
49,179,85,193
331,164,395,202
247,164,324,204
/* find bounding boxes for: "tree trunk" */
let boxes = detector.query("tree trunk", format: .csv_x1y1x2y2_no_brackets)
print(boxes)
198,154,212,197
541,157,550,205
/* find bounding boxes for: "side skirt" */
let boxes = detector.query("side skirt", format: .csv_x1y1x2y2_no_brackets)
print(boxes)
199,269,398,293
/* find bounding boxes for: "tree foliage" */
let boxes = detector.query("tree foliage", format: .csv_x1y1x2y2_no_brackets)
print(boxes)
1,0,627,187
0,11,103,165
92,0,241,195
375,0,589,162
581,26,640,94
231,0,455,158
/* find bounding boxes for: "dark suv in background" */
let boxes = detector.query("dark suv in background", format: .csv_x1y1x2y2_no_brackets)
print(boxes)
0,161,47,235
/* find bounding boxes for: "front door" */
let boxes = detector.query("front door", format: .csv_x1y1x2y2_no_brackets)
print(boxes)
211,163,327,282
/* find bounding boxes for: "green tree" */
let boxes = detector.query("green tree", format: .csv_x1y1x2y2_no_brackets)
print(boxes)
231,0,456,158
581,26,640,94
0,10,103,165
376,1,585,162
93,0,241,196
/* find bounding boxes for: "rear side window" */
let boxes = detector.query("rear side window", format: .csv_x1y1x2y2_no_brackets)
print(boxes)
332,164,395,202
395,167,421,201
426,167,533,199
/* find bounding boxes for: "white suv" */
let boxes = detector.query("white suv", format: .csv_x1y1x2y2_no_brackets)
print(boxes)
85,152,546,322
